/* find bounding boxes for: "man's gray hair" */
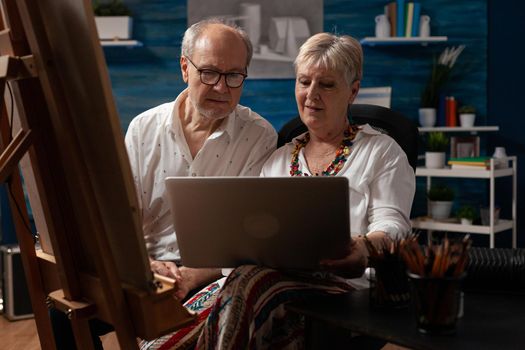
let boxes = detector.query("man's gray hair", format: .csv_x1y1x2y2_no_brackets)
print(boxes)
181,18,253,67
294,32,363,85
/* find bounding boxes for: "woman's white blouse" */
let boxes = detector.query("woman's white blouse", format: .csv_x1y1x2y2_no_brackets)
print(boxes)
261,124,415,238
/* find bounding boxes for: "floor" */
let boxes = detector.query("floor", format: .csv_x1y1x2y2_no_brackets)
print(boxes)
0,315,120,350
1,315,409,349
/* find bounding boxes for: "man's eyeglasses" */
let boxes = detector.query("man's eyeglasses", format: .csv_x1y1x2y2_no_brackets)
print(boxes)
185,56,247,88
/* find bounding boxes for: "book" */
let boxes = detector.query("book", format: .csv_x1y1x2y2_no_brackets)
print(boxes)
437,93,447,126
450,164,488,170
448,156,491,169
396,0,405,37
386,2,397,37
445,96,457,126
449,96,457,127
412,2,421,37
445,96,451,126
405,2,414,37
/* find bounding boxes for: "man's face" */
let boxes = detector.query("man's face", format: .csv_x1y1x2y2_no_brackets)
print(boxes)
181,26,248,120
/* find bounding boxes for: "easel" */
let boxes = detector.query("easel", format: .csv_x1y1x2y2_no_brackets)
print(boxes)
0,1,194,349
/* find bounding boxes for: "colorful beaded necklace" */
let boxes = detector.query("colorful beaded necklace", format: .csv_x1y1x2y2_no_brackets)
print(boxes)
290,124,359,176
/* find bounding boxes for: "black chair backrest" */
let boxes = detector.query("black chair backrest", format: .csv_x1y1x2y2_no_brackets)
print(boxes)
277,104,419,171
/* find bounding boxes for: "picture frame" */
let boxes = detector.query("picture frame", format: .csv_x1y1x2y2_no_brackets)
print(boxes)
450,136,480,158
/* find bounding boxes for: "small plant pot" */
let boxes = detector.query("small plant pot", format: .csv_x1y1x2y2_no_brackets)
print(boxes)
425,152,446,169
95,16,133,40
459,113,476,127
419,108,436,127
460,218,473,225
429,200,453,220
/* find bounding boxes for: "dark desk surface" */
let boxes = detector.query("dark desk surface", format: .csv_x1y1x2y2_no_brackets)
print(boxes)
288,289,525,350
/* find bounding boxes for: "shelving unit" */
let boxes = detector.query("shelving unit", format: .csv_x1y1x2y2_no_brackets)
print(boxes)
100,40,143,47
360,36,448,46
412,157,517,248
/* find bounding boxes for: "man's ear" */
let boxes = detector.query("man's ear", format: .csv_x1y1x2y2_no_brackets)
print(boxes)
180,56,189,83
348,80,361,105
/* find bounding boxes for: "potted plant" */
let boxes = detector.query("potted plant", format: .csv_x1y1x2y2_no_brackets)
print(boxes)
427,185,454,220
93,0,133,40
419,45,465,127
458,105,476,127
425,132,449,169
456,205,477,225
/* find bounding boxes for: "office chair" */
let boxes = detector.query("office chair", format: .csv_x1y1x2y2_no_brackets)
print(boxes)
277,104,419,171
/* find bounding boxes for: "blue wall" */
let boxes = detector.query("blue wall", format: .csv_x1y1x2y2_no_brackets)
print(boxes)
108,0,487,133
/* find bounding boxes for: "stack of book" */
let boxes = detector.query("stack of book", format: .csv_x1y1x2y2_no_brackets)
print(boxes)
385,1,422,37
448,156,491,170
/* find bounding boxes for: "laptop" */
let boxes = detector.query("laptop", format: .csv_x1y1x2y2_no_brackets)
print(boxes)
165,177,351,270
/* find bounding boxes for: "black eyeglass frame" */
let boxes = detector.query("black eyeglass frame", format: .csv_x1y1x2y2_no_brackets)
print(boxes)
184,56,248,88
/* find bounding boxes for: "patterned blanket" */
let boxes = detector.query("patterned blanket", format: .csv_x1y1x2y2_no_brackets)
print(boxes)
140,266,353,350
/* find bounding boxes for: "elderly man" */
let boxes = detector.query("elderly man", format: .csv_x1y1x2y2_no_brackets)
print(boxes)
125,18,277,300
51,19,276,349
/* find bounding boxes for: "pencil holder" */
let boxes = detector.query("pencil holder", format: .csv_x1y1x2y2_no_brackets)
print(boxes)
408,272,465,335
369,256,410,308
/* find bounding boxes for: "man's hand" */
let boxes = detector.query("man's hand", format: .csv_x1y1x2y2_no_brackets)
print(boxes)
151,259,222,300
150,260,182,280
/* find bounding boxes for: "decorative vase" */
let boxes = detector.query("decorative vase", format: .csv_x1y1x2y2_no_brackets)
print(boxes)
419,108,436,127
429,201,453,220
459,113,476,127
425,152,446,169
492,147,508,168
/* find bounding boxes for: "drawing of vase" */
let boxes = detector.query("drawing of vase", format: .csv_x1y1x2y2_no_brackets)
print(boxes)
239,3,261,50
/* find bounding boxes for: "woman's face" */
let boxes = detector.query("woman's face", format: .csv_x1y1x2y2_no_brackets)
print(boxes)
295,64,360,136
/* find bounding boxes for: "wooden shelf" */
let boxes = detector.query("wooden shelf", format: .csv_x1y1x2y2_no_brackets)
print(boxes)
411,217,514,235
360,36,448,46
418,126,499,133
100,40,143,47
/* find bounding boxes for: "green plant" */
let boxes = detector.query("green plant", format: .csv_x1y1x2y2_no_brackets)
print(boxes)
93,0,132,16
427,185,454,202
420,45,465,108
458,105,476,114
426,132,449,152
456,205,477,220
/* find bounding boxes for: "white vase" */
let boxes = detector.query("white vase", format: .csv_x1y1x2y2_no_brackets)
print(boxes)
459,113,476,127
425,152,446,169
419,108,436,127
429,201,453,220
492,146,508,168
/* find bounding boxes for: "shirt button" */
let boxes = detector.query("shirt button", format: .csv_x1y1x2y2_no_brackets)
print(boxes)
192,172,197,177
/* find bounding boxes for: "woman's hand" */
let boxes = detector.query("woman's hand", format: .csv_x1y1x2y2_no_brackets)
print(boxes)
319,236,368,278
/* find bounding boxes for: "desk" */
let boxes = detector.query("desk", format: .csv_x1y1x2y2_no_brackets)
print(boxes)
288,289,525,350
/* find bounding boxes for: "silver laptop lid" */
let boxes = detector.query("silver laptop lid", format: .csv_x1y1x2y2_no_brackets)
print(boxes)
165,177,350,270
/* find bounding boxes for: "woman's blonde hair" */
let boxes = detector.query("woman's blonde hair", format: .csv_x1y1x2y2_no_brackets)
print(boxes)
294,32,363,85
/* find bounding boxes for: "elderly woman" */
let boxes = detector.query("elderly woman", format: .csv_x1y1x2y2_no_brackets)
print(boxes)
141,33,414,350
261,33,415,287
